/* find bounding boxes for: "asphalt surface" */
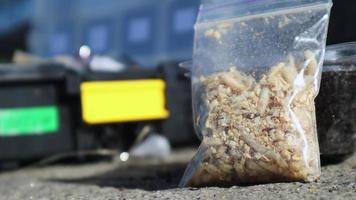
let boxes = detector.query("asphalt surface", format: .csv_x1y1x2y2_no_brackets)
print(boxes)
0,149,355,200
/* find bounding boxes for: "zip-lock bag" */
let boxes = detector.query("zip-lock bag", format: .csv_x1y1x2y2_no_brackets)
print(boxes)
180,0,333,187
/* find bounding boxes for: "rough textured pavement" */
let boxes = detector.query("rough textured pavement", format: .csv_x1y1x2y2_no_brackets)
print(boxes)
0,149,355,200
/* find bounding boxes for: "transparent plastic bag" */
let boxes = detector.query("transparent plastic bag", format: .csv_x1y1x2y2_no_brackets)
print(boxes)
180,0,332,187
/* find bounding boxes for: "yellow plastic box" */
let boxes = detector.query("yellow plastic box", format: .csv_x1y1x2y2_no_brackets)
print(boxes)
81,79,169,124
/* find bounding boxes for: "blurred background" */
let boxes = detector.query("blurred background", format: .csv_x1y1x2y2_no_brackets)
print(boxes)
0,0,356,63
0,0,354,169
0,0,200,66
1,0,356,63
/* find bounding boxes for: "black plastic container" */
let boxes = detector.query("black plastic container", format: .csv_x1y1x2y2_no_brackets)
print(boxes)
0,63,78,161
316,42,356,161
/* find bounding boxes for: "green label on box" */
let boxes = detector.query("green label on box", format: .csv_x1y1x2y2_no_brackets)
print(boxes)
0,106,59,137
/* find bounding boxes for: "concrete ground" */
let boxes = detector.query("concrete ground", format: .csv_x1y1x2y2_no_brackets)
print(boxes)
0,149,355,200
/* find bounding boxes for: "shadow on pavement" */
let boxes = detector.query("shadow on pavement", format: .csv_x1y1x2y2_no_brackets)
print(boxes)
47,161,188,191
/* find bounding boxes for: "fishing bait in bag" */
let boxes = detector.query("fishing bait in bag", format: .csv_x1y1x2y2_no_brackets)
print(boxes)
180,0,333,187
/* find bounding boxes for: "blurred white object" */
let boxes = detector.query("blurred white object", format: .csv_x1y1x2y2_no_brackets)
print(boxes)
79,45,91,59
130,134,171,158
119,152,130,162
90,56,125,72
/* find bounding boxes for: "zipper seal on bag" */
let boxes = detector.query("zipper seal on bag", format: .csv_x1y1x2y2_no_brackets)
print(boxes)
197,0,332,25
